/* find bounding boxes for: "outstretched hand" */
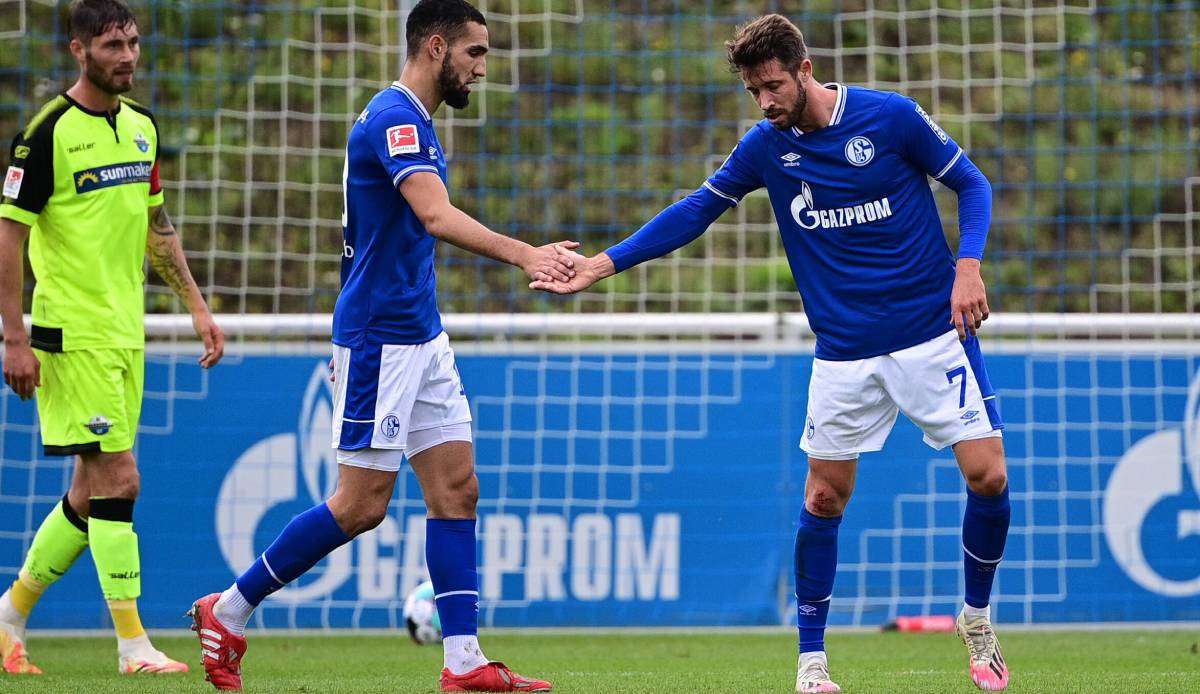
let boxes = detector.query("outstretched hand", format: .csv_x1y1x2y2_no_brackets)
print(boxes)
521,241,580,283
529,251,615,295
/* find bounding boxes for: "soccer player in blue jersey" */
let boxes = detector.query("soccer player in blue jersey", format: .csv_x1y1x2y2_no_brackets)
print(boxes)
533,14,1011,693
188,1,569,691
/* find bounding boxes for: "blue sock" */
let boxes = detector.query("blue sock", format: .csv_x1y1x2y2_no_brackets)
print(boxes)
426,518,479,637
235,502,351,606
795,508,841,653
962,486,1010,609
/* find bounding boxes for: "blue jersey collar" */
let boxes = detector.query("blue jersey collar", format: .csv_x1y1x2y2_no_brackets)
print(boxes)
389,82,433,123
791,83,847,137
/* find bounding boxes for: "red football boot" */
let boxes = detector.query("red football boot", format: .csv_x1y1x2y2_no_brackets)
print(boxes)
440,661,552,692
187,593,247,691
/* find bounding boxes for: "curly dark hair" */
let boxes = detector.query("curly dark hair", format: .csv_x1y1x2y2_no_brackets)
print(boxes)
725,14,809,74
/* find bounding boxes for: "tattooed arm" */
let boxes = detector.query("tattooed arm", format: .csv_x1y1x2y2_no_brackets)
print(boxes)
147,205,225,367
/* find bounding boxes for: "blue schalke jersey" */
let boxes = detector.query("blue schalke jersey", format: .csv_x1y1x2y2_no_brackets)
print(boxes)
333,82,447,347
707,84,966,360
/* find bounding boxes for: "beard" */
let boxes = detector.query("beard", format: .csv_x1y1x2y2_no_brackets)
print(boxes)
85,55,133,95
765,79,807,130
438,55,471,109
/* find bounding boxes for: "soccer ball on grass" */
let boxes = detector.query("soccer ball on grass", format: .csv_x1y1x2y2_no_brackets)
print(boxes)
403,580,442,645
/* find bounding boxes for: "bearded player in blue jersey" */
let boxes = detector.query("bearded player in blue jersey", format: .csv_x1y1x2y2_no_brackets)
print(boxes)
189,1,570,691
534,14,1011,693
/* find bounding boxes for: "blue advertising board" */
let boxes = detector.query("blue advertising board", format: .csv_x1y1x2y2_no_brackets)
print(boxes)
1,347,1197,629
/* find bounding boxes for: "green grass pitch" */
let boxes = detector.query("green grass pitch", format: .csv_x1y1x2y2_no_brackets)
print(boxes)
5,629,1198,692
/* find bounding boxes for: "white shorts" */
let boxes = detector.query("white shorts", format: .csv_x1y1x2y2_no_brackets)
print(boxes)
800,330,1003,461
331,332,473,471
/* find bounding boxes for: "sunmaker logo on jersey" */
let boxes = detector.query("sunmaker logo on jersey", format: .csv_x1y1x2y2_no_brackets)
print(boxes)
789,181,894,231
74,161,153,194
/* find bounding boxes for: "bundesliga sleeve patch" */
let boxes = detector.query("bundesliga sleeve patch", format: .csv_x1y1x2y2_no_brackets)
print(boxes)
386,124,420,156
3,166,23,199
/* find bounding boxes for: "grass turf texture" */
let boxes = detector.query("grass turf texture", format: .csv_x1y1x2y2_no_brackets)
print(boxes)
4,630,1197,692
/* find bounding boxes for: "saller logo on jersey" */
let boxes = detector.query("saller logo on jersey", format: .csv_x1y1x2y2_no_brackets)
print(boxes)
387,124,420,156
73,161,152,194
790,181,894,231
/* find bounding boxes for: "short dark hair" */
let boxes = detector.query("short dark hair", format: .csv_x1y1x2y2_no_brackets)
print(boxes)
725,14,809,74
406,0,486,58
65,0,136,45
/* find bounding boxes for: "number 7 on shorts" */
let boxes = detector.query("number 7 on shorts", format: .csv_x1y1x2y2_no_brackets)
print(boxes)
946,366,967,408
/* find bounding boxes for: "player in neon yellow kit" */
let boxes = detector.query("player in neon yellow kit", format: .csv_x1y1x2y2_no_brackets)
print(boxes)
0,0,223,676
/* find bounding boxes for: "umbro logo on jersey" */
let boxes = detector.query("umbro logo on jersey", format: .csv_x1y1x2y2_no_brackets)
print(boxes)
780,152,802,167
73,161,152,194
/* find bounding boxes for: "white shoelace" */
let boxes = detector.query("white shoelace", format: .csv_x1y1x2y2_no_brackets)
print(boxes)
962,620,999,663
798,657,832,684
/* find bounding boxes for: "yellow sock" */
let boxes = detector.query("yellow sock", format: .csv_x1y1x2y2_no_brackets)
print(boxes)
10,571,46,618
107,599,146,640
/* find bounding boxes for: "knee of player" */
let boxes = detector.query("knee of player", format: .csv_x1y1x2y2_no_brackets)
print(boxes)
966,468,1008,497
361,505,390,533
341,503,389,536
105,465,141,499
428,474,479,517
115,467,141,499
806,486,848,517
451,473,480,511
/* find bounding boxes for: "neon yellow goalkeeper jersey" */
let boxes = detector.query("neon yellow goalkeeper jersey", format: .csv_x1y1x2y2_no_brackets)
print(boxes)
1,94,163,351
